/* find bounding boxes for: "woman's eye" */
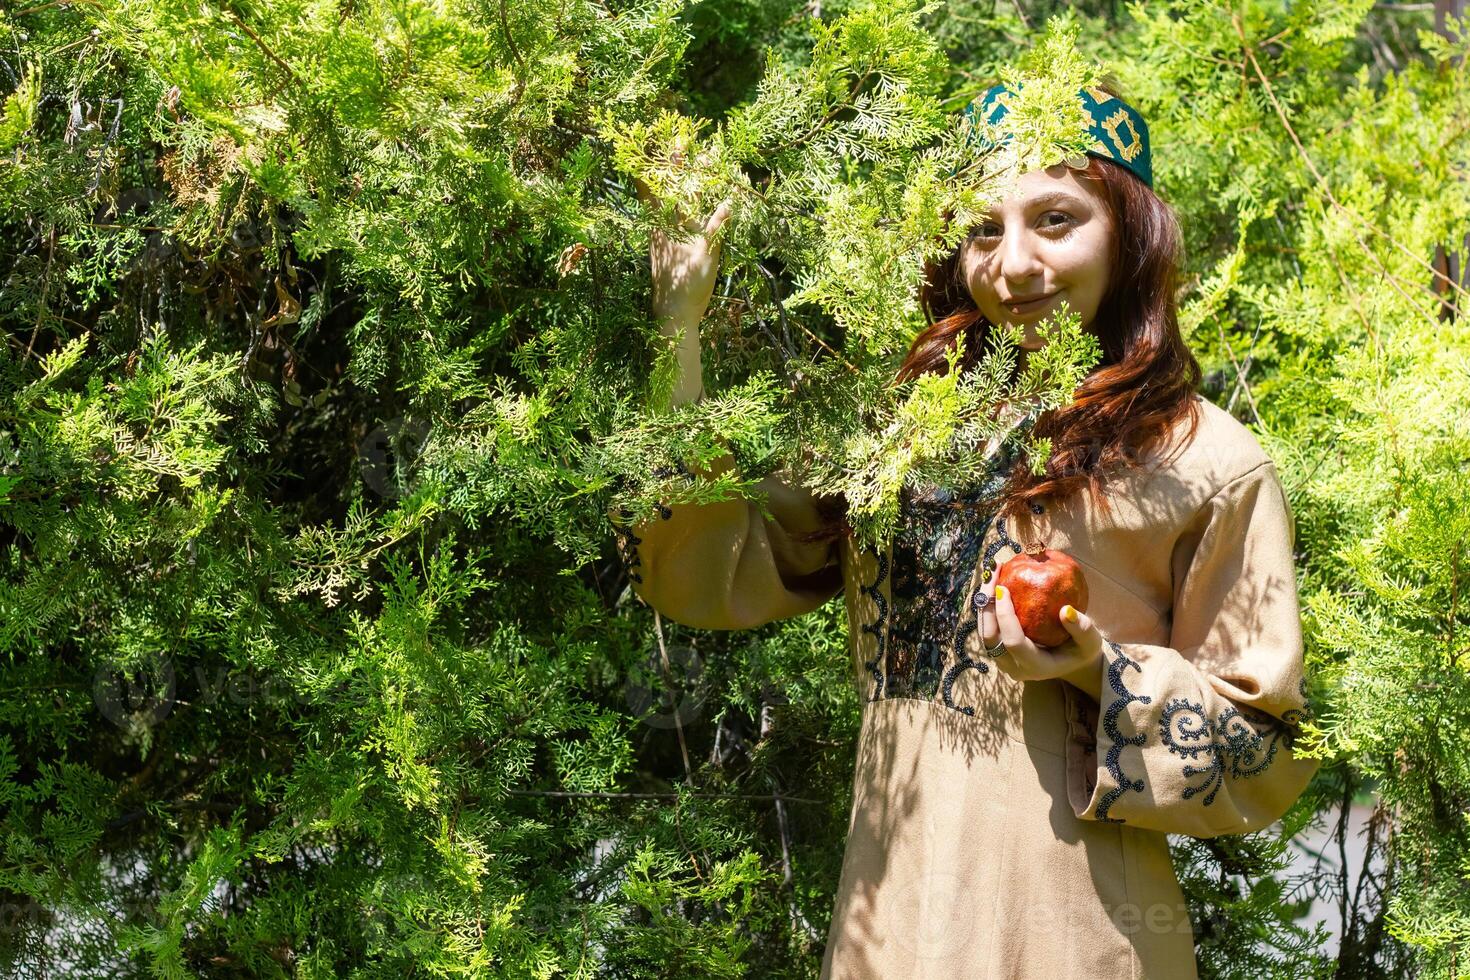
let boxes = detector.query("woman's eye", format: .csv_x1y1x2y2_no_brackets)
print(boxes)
972,213,1073,239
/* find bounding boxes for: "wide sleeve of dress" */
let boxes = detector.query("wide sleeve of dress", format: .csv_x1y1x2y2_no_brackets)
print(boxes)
608,451,843,631
1061,460,1319,838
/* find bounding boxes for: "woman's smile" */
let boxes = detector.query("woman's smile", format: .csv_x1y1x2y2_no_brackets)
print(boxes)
1004,289,1062,317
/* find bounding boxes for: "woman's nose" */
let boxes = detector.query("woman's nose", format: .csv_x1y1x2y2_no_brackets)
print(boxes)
999,228,1044,286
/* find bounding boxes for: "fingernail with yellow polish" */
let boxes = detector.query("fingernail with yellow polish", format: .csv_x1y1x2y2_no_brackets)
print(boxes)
994,586,1007,601
1062,605,1079,623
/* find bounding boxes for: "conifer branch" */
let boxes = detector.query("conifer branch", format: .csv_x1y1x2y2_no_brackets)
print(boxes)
1236,13,1470,315
1216,319,1261,424
226,11,303,89
14,0,102,14
653,610,692,782
498,0,527,100
765,70,875,157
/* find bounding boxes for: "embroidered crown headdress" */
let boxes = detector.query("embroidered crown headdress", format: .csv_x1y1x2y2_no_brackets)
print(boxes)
965,83,1154,189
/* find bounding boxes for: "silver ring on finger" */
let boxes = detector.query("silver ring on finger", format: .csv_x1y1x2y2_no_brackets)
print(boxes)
982,636,1008,658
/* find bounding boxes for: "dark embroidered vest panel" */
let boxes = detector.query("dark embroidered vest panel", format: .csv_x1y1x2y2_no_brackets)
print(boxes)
860,421,1040,713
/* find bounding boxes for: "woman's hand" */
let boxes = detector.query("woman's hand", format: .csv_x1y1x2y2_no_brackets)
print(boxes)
976,568,1107,704
633,146,733,326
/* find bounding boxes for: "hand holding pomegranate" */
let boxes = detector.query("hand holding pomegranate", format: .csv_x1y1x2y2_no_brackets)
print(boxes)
976,540,1107,703
994,542,1090,648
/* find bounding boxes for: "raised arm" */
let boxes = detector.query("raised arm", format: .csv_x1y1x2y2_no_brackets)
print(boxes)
609,165,843,630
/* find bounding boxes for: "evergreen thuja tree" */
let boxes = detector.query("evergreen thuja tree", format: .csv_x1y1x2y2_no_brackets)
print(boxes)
1,0,1467,975
0,0,1092,974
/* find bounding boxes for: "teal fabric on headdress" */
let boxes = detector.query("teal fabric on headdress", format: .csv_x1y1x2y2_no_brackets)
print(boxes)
965,84,1153,189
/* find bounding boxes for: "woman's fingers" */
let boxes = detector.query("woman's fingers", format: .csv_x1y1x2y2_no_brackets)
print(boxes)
638,182,727,241
704,198,733,238
633,138,732,255
991,585,1030,651
977,571,1001,654
635,139,719,222
1056,605,1104,662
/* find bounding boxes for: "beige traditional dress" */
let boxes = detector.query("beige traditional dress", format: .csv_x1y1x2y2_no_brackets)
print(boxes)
611,395,1318,979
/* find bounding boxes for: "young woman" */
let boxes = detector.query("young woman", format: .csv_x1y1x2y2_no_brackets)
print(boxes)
613,84,1317,978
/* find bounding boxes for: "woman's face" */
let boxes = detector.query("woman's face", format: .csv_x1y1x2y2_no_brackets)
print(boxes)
958,163,1115,349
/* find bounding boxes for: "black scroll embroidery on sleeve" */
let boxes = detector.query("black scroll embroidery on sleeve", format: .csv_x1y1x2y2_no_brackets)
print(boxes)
611,510,646,584
1095,640,1153,824
610,466,685,583
1218,707,1290,776
1280,675,1313,733
610,503,673,584
860,548,890,702
1158,699,1221,805
1159,699,1295,806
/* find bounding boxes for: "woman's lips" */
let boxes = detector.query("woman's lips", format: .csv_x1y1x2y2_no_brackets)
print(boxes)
1005,291,1059,315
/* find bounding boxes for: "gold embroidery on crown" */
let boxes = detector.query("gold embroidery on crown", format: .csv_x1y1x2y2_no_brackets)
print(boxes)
987,91,1014,123
1101,107,1143,162
1085,86,1115,106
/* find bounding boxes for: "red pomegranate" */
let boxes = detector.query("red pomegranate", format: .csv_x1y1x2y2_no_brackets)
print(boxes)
994,541,1089,648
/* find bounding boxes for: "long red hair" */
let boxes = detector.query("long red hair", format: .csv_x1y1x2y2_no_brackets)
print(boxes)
801,150,1202,541
896,152,1202,521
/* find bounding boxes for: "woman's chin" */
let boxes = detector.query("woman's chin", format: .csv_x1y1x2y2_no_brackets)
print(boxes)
1018,328,1048,349
985,314,1059,349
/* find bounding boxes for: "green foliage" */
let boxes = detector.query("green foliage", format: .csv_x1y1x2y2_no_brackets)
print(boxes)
0,0,1467,976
